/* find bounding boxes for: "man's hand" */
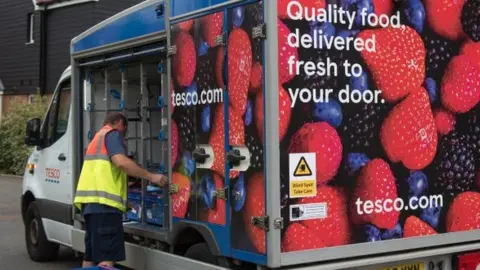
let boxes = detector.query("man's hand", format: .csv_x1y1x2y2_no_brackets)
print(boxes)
150,174,168,187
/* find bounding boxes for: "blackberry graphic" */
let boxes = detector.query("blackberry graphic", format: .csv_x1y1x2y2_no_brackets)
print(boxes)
196,51,216,93
175,107,196,152
461,0,480,42
243,1,264,62
465,107,480,165
245,130,264,170
243,1,263,32
432,131,476,200
422,28,460,82
340,102,391,158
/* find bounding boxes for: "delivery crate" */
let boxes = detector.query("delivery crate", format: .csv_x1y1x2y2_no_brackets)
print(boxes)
127,188,164,226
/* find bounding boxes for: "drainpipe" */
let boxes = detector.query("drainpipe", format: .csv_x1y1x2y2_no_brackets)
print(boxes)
39,9,47,95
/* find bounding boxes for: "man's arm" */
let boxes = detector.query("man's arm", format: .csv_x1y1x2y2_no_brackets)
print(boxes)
111,154,155,181
106,131,168,187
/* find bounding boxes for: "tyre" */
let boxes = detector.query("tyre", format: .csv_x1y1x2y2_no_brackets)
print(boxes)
25,201,59,262
184,242,218,265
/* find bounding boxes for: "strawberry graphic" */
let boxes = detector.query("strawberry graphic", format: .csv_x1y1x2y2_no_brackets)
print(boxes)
255,86,292,144
277,0,326,20
250,61,262,93
433,108,456,136
380,88,437,170
278,19,299,84
208,105,245,179
177,19,193,32
243,172,265,254
358,26,425,102
282,223,326,252
373,0,393,16
203,12,224,47
440,55,480,113
228,28,252,115
424,0,466,40
172,32,196,87
298,186,351,246
216,47,225,89
446,191,480,232
288,122,342,184
460,41,480,68
199,173,227,225
172,172,191,218
172,120,178,166
350,158,400,230
404,216,437,238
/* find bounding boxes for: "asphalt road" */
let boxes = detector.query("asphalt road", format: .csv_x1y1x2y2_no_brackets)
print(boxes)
0,175,82,270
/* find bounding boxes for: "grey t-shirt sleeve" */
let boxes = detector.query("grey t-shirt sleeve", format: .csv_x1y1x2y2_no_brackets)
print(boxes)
105,131,126,157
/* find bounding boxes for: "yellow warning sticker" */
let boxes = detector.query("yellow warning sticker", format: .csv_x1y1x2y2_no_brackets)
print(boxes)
293,156,312,177
290,180,316,197
289,153,316,198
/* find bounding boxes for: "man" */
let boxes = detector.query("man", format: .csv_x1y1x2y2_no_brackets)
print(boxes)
73,112,168,268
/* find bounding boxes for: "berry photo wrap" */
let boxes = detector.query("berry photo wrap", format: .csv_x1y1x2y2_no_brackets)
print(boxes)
279,0,480,253
170,11,228,224
170,2,268,255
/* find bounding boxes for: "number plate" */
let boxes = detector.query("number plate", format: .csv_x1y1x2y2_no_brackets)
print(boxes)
381,262,424,270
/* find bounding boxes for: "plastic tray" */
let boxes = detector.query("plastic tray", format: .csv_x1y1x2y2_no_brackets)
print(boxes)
126,188,164,225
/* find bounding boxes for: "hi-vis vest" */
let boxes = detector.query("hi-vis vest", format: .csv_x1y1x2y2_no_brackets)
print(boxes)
73,125,127,212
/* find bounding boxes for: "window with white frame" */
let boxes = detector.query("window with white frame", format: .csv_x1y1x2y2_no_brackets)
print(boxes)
27,13,34,44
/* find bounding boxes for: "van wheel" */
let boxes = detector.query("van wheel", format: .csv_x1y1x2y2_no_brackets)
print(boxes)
184,242,218,265
25,201,59,262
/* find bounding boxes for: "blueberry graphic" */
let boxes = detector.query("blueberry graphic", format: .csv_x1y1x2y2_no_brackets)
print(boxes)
232,173,246,212
425,77,438,104
406,171,428,198
180,151,195,177
233,6,245,28
199,173,216,209
355,0,374,26
420,205,441,229
381,223,403,240
345,152,370,176
185,82,197,107
201,106,211,133
312,99,343,128
198,40,209,57
337,29,360,41
245,98,253,126
310,22,336,47
363,224,381,242
349,70,369,93
403,0,426,33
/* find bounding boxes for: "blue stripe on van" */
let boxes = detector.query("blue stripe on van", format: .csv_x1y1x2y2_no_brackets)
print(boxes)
72,0,234,53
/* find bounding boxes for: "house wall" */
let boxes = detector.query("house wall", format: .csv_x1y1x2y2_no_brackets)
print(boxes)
45,0,144,92
0,1,41,93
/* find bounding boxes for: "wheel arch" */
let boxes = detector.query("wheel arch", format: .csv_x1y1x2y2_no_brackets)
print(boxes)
22,190,36,224
170,221,221,256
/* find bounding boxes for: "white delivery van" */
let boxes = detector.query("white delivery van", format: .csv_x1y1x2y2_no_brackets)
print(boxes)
20,0,480,269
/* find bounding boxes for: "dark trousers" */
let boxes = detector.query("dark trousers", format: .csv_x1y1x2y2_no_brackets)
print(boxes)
84,212,126,264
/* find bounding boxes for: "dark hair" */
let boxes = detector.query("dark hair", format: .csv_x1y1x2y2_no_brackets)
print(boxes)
103,112,127,127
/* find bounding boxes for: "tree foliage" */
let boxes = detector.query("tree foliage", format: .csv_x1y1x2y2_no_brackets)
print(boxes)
0,94,48,175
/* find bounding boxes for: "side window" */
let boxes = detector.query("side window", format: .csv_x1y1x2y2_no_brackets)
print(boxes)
41,80,71,148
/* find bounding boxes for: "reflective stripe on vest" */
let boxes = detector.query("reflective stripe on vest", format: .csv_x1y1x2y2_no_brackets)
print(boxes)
73,125,127,212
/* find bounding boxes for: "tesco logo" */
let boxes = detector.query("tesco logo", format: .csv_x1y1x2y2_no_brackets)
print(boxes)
45,168,60,179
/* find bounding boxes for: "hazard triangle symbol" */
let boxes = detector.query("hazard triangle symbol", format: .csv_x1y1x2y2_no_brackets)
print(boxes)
293,156,312,177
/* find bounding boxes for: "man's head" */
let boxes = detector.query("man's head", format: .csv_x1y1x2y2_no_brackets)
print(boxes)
104,112,128,136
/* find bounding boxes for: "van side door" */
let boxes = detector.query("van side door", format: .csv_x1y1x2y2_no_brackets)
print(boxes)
34,79,73,226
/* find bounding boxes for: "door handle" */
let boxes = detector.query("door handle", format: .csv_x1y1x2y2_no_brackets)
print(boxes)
192,148,210,164
226,149,245,167
58,153,66,161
